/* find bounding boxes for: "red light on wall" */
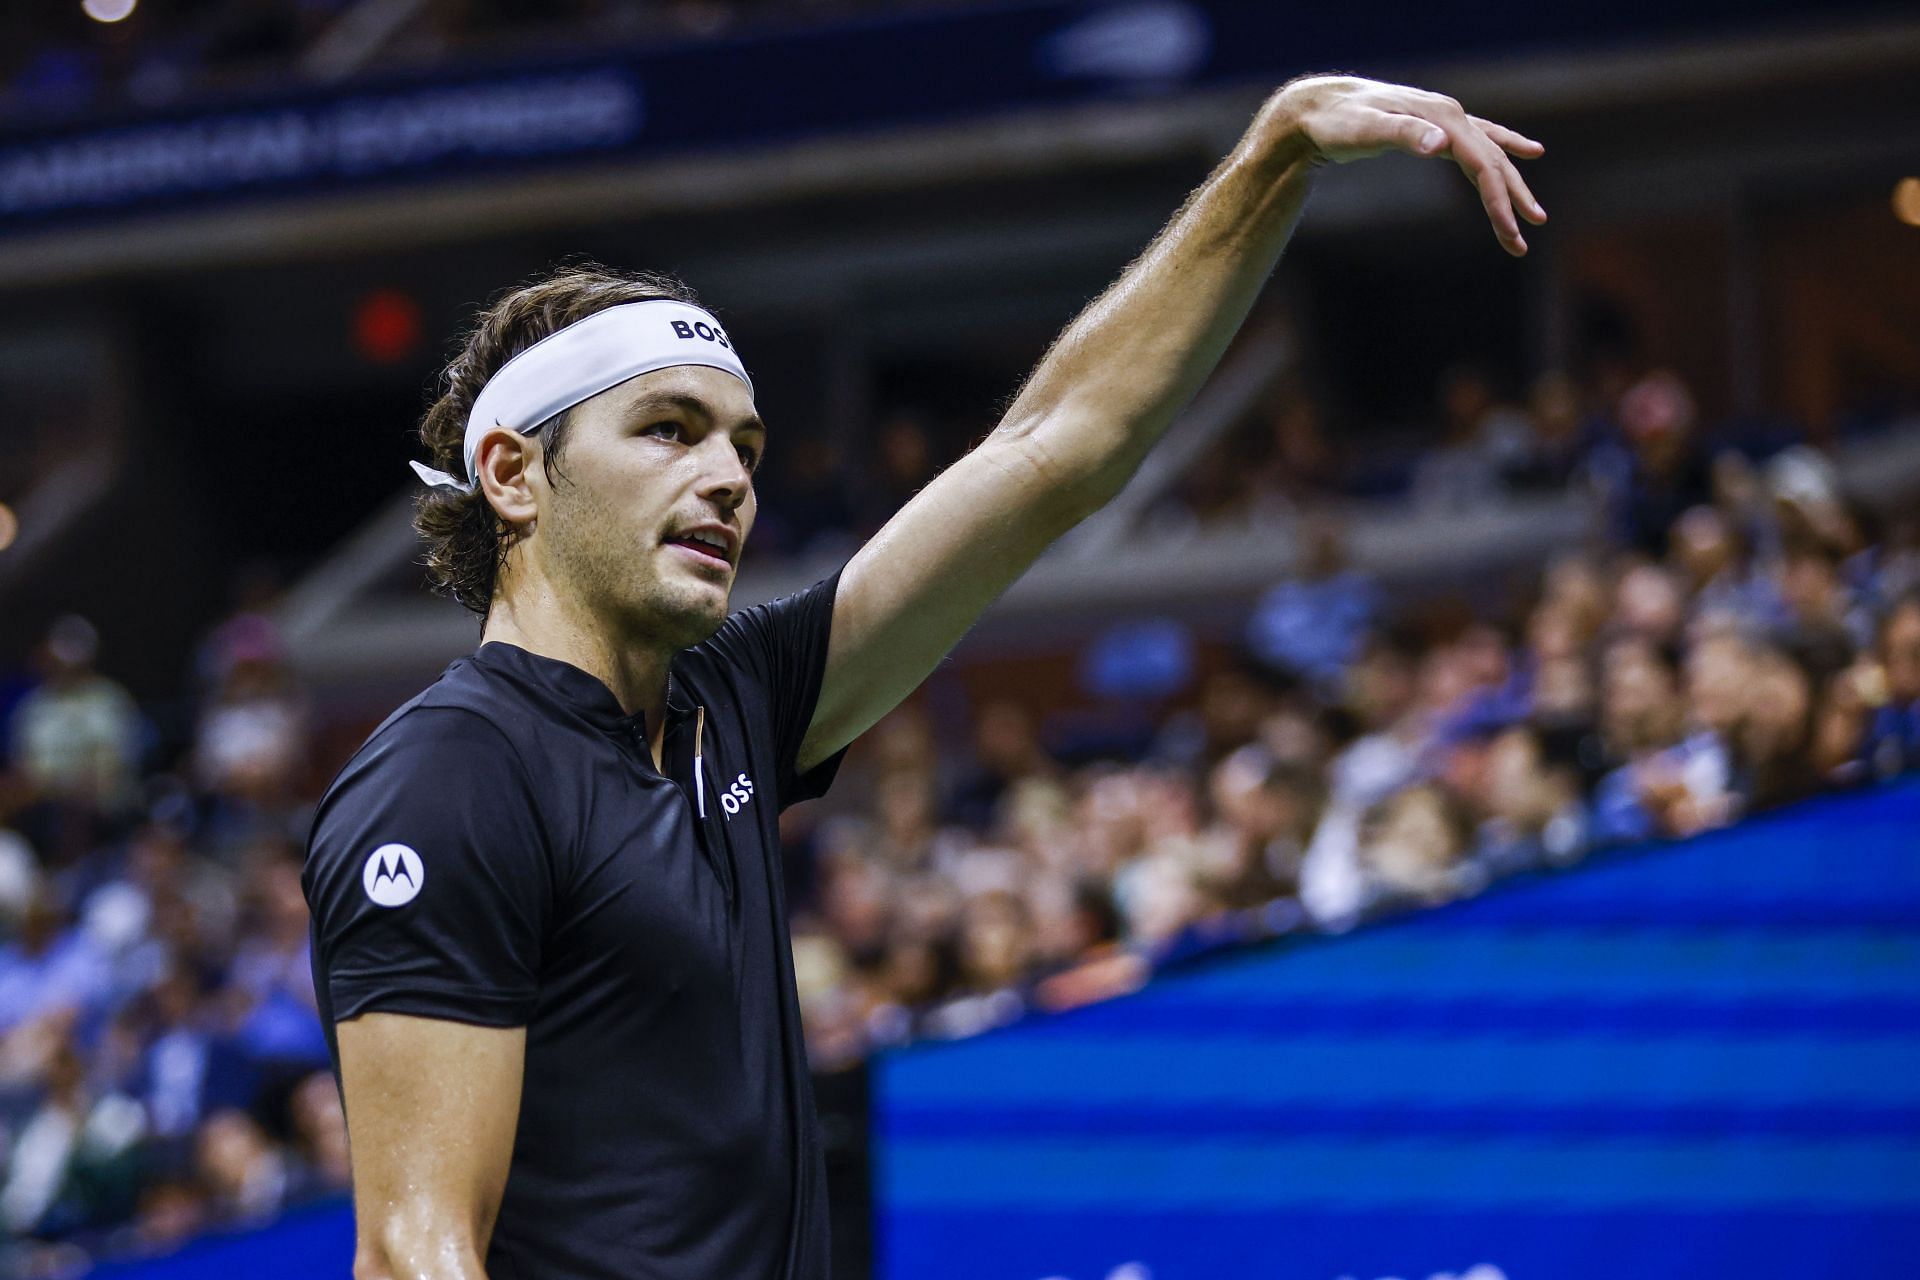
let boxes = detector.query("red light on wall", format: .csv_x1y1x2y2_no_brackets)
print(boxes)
353,289,423,365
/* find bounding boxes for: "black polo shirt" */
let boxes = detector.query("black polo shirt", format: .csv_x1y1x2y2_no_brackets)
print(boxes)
303,573,844,1280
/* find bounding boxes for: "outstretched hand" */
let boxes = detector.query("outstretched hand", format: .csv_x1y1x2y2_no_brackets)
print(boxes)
1272,75,1548,257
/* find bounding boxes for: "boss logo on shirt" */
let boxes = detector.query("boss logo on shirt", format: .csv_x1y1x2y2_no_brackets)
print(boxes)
668,319,733,350
720,772,755,819
363,843,425,907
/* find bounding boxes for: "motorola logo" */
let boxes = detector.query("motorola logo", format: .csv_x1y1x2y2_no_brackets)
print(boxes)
362,843,425,907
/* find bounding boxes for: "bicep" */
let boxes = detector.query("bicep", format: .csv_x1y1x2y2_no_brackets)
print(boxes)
337,1012,526,1271
798,432,1094,770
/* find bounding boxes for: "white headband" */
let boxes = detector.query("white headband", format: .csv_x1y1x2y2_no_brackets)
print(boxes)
410,299,754,491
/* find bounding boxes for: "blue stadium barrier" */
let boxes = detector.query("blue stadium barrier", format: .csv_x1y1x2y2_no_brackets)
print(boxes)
873,782,1920,1280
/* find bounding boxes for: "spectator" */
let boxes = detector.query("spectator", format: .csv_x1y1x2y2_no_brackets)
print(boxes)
0,892,113,1037
8,618,142,850
1670,504,1783,634
1249,385,1339,504
945,699,1054,833
1199,749,1318,910
194,619,306,800
1772,538,1862,677
1246,516,1379,690
1501,370,1590,491
0,1025,88,1236
1354,782,1476,914
765,435,856,560
116,1176,211,1259
1593,370,1714,555
1474,724,1587,873
1863,593,1920,776
1410,365,1526,510
195,1108,291,1228
1737,644,1820,810
287,1071,351,1196
1612,561,1687,648
137,965,218,1144
952,890,1035,997
858,409,937,535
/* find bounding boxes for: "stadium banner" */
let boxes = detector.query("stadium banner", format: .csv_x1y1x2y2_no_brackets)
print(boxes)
872,782,1920,1280
0,0,1884,231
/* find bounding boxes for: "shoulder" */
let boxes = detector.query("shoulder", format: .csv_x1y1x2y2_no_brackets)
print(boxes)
310,666,541,859
328,659,530,787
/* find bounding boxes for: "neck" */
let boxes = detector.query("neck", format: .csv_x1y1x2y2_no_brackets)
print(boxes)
483,574,672,748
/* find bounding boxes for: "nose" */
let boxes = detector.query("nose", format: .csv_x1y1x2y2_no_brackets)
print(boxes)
695,433,752,514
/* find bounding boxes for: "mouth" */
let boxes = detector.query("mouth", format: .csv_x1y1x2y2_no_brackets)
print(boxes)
664,525,736,571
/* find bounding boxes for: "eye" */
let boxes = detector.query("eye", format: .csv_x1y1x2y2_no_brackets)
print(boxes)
736,442,762,473
640,420,684,442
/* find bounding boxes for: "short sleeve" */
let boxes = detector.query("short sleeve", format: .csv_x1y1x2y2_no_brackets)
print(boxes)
303,707,551,1028
698,570,845,807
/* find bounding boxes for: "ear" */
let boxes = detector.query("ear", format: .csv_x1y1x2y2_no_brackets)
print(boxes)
474,427,539,528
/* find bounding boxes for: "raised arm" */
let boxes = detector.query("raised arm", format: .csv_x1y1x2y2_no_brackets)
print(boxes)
336,1014,525,1280
797,75,1544,770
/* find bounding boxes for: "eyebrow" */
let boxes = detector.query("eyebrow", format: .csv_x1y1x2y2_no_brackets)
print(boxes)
628,390,765,436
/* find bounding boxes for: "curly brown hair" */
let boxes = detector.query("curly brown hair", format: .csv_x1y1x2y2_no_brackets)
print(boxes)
414,264,703,615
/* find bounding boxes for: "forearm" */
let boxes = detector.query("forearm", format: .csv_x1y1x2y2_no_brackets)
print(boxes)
993,91,1319,505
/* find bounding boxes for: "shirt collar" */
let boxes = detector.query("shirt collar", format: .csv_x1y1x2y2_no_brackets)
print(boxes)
470,641,691,734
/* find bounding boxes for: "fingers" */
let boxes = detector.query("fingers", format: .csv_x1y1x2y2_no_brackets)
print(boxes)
1427,112,1547,255
1324,89,1548,256
1497,147,1548,227
1469,114,1544,158
1465,143,1526,255
1467,115,1548,228
1413,114,1527,255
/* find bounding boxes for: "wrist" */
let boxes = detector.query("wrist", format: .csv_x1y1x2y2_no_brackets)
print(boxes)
1244,83,1324,178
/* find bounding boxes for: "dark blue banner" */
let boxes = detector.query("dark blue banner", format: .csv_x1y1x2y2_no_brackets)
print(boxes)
1,0,1894,230
873,783,1920,1280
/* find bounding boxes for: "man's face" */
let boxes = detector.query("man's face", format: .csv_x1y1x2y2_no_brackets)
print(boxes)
529,364,764,651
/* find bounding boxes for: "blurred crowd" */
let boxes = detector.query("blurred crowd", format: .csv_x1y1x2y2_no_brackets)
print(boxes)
745,344,1915,562
0,609,336,1276
1,359,1918,1270
1164,356,1894,537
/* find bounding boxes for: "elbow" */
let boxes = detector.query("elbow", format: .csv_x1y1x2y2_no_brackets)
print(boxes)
984,423,1126,532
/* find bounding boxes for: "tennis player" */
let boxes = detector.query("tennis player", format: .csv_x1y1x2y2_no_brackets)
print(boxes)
303,73,1545,1280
